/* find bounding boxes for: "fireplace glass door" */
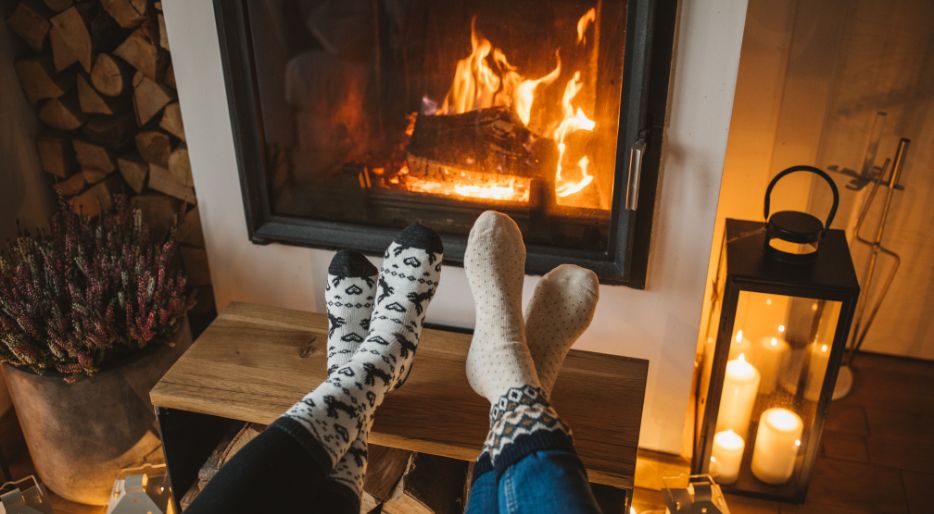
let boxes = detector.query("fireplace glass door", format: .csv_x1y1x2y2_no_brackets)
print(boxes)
216,0,674,285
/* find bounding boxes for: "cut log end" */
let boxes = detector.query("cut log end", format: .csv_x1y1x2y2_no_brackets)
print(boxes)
49,6,92,73
135,130,171,167
159,102,185,140
132,71,173,126
76,74,112,115
101,0,148,29
114,23,162,81
117,155,148,193
8,3,51,52
14,59,66,104
37,134,75,178
90,54,129,97
38,95,85,130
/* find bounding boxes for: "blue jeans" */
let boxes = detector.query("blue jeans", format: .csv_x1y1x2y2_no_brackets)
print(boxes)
466,449,602,514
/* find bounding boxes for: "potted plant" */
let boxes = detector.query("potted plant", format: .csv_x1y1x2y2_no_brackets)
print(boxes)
0,196,193,505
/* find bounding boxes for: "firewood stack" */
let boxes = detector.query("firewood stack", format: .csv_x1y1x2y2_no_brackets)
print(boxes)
7,0,214,317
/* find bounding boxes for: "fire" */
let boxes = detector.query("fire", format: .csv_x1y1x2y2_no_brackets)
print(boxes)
513,51,561,126
405,9,599,206
439,18,562,124
391,163,531,203
553,71,596,199
577,8,597,44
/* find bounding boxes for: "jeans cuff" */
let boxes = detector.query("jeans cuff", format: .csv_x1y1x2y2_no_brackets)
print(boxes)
472,452,493,485
270,417,335,475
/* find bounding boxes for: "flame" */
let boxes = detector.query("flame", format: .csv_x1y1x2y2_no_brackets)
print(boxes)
514,51,561,126
440,18,504,115
552,71,596,199
577,7,596,44
405,9,599,205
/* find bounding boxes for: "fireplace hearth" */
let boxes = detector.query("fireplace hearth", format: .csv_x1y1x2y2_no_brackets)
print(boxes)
215,0,675,285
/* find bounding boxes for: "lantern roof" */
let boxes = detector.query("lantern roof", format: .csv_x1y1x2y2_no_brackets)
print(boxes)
724,219,859,297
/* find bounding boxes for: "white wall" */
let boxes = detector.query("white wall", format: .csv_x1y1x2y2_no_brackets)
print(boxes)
162,0,748,455
710,0,934,361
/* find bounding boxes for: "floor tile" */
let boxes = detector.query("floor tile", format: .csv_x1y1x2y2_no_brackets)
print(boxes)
869,436,934,474
866,405,934,442
901,470,934,514
821,432,869,462
824,403,869,436
725,494,781,514
796,457,908,514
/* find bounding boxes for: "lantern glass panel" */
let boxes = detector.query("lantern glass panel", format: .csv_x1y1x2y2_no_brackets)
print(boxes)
702,289,844,496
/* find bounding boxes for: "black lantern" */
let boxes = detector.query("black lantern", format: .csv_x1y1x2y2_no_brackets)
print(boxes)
693,167,859,502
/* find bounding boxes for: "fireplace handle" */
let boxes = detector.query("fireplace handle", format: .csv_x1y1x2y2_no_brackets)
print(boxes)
625,139,647,211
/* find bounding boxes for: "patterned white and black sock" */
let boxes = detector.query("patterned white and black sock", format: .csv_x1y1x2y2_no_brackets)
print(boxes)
324,250,378,500
272,224,443,473
463,211,572,477
525,264,599,396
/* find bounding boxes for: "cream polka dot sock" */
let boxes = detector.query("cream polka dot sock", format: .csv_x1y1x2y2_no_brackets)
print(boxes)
464,211,540,400
525,264,599,396
464,211,572,478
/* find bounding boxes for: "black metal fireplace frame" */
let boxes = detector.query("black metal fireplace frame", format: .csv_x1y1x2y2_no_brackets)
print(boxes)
214,0,676,287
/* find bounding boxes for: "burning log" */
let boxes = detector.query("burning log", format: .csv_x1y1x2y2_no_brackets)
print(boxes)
405,106,556,181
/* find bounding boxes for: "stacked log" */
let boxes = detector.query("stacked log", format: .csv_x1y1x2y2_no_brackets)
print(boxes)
7,0,212,317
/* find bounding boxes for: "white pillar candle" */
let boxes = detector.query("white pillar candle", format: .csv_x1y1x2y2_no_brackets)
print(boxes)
751,408,803,484
715,354,760,437
754,336,789,393
710,429,745,484
728,329,752,360
804,343,831,401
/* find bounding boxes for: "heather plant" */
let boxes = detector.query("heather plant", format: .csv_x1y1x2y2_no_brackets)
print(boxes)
0,196,192,382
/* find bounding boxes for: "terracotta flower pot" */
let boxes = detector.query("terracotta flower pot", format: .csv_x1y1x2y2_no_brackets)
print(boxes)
1,319,192,506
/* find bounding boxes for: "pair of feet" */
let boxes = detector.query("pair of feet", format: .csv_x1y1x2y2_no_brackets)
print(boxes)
277,211,598,501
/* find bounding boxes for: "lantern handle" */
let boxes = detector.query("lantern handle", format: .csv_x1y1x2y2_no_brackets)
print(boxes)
763,165,839,229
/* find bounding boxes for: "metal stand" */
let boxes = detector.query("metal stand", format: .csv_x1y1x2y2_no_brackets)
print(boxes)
829,134,911,400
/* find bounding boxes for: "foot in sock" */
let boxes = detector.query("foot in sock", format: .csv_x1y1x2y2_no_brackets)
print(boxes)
525,264,599,396
326,250,379,375
273,224,443,472
464,211,572,475
324,250,378,498
464,211,538,401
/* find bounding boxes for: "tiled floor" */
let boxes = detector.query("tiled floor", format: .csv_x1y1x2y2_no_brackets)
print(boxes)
633,352,934,514
1,351,930,513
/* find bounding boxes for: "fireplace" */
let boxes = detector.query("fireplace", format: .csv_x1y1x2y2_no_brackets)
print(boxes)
215,0,675,285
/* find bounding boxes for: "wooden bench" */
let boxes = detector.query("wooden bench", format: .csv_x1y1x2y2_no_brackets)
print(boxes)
150,302,648,509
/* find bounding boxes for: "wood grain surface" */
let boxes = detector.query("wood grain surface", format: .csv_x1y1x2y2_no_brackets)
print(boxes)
151,302,647,488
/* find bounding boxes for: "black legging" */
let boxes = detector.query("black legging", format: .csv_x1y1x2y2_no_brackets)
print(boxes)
185,421,358,514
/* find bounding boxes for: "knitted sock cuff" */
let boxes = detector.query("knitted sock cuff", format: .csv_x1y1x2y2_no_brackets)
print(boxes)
481,385,574,477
